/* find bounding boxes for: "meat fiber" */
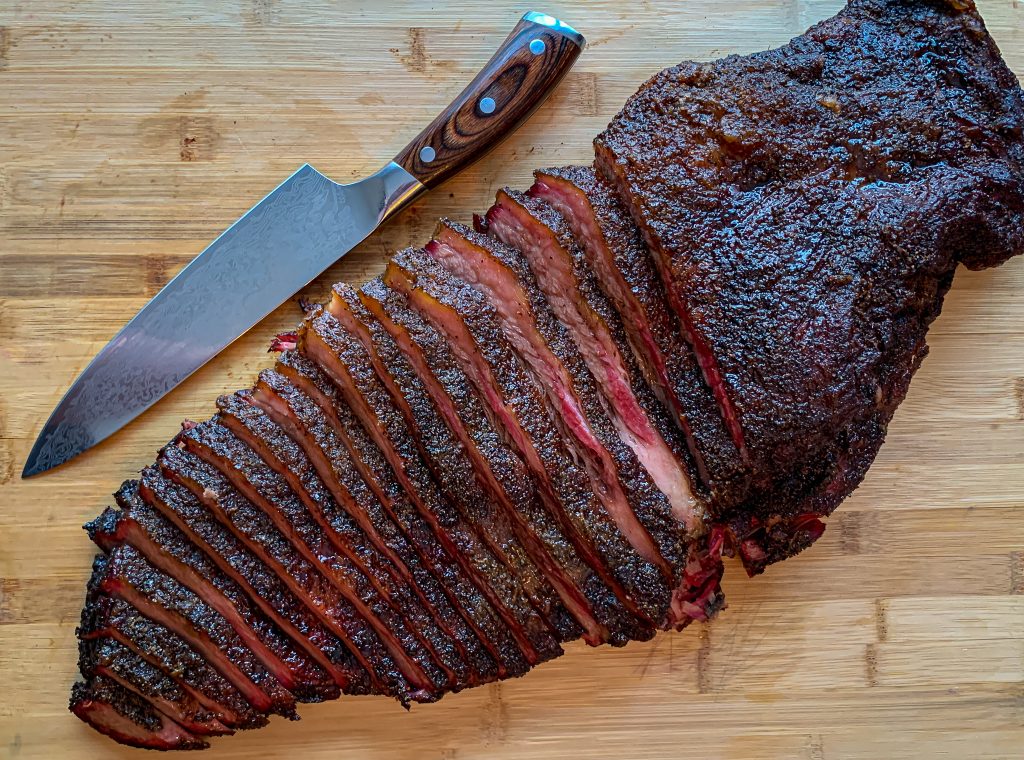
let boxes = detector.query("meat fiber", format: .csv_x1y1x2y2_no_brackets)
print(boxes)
68,0,1024,748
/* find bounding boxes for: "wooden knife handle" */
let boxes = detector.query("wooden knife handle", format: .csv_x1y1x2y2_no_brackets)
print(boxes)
394,12,584,190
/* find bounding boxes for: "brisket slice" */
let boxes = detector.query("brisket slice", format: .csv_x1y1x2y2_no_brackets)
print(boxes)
70,676,207,751
158,443,410,700
174,422,440,698
78,588,263,729
428,221,687,583
246,371,466,687
386,248,659,638
90,545,296,717
301,304,553,670
361,273,611,644
485,189,703,535
269,352,501,685
78,636,232,737
595,0,1024,570
530,165,746,502
137,466,360,693
91,481,336,703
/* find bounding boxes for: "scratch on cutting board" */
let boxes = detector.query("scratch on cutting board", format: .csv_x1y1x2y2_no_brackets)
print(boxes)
864,643,879,687
1014,378,1024,420
0,27,9,70
874,598,889,642
1011,551,1023,594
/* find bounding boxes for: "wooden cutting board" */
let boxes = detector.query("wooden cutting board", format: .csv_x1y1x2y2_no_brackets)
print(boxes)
2,1,1023,757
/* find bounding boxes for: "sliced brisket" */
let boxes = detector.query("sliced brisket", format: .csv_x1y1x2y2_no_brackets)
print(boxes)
529,166,747,502
269,352,501,685
361,273,615,644
428,221,687,585
137,466,360,693
485,188,703,534
70,676,208,751
301,304,555,670
78,636,232,737
386,248,661,638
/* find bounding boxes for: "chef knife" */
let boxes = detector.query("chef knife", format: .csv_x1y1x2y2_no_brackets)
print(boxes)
23,12,584,477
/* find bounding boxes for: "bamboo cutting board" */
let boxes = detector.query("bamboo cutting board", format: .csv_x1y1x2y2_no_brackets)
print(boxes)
1,1,1023,758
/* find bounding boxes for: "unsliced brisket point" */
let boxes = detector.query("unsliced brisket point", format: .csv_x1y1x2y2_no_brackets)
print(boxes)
248,370,465,687
428,221,686,581
70,676,207,751
177,422,440,698
271,352,501,685
485,189,702,535
137,466,360,693
386,248,660,637
362,273,610,644
78,590,263,729
302,305,555,670
529,166,747,502
595,0,1024,571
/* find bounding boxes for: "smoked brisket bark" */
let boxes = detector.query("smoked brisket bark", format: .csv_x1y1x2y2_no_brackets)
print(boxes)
530,166,746,500
300,305,557,670
243,373,467,687
270,351,505,684
428,221,687,587
485,188,702,533
78,636,232,737
158,443,413,701
78,589,264,729
70,676,207,751
89,482,337,704
360,275,618,645
595,0,1024,570
175,422,441,699
384,250,660,638
137,466,362,694
90,546,297,717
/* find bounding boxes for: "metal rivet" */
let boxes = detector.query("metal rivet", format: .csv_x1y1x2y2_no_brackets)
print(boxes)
529,38,546,55
419,146,436,163
479,96,496,114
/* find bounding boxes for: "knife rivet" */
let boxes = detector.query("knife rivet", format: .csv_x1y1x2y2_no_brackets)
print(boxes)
529,38,546,55
479,97,496,114
419,146,436,163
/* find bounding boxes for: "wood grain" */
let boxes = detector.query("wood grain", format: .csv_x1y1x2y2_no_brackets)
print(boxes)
1,2,1023,758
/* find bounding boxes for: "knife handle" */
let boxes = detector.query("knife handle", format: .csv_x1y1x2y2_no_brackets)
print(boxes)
394,12,584,190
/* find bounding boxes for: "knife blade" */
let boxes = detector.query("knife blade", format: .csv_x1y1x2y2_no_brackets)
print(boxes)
24,11,584,477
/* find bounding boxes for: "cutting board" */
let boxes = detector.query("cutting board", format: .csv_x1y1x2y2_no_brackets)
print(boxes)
2,1,1023,758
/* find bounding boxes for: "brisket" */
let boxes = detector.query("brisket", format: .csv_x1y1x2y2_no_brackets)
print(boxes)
529,166,746,501
386,248,661,637
70,676,208,751
170,427,432,699
247,370,467,687
68,0,1024,748
78,636,232,737
90,545,296,717
302,303,556,669
269,352,501,685
428,221,687,582
595,0,1024,569
362,273,615,644
78,590,263,729
485,188,703,533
